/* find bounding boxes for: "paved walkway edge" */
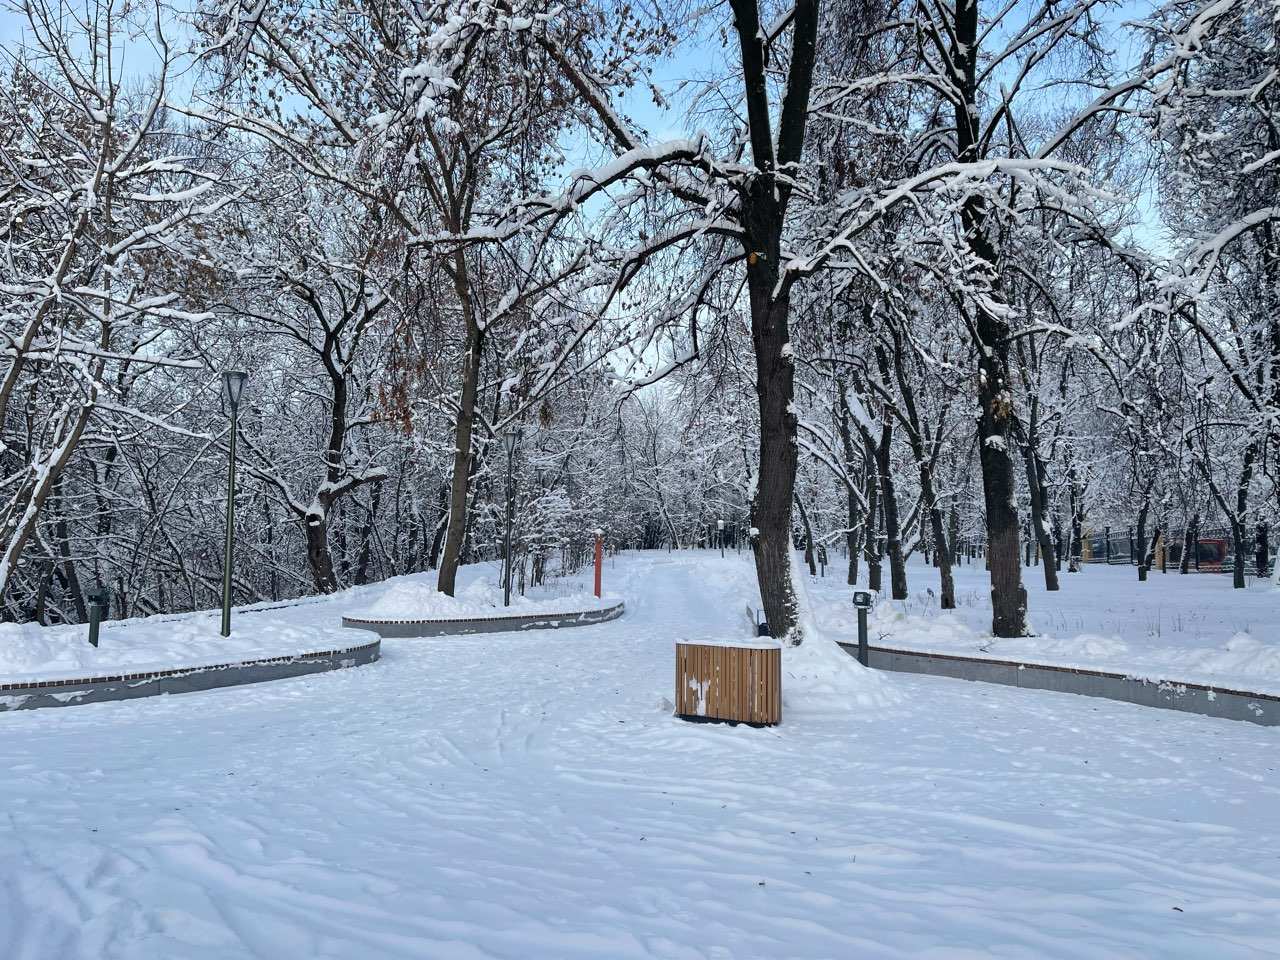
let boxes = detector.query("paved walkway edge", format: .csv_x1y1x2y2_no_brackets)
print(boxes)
0,639,381,713
342,601,625,638
839,643,1280,726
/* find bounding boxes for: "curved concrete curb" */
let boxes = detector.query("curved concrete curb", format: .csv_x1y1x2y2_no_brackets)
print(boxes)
840,643,1280,727
342,601,625,638
0,638,381,713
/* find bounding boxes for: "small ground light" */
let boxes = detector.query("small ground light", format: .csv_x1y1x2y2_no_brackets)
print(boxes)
852,591,873,666
87,586,111,648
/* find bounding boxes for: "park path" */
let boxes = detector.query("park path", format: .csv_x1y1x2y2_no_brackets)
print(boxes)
2,551,1278,959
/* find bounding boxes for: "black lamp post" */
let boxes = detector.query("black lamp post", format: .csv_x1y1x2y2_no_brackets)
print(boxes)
717,518,725,558
502,428,520,607
221,371,248,637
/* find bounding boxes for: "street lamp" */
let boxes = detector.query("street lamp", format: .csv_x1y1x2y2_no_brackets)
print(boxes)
717,518,725,558
220,371,248,637
502,427,521,607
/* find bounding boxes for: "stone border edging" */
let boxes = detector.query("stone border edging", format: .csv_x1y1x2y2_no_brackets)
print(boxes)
341,601,625,638
840,643,1280,727
0,638,381,713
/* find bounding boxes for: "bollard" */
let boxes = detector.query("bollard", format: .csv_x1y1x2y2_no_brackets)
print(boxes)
593,528,603,598
852,590,873,666
87,585,111,648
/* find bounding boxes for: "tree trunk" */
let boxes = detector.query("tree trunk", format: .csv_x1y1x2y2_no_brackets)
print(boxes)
794,494,817,576
952,0,1026,636
948,507,961,565
875,421,908,600
838,387,862,585
436,284,485,596
353,482,382,586
728,0,817,642
1020,442,1059,591
1231,520,1247,589
1179,514,1198,574
748,290,800,639
305,511,339,594
863,438,882,593
1136,499,1150,582
880,336,951,605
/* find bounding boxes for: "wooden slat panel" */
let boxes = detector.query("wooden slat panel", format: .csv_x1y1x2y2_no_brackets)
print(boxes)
675,642,781,725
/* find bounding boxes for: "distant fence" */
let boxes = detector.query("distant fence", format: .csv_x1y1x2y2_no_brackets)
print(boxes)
1081,525,1273,577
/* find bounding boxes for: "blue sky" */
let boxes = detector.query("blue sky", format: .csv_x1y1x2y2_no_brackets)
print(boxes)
0,0,1167,247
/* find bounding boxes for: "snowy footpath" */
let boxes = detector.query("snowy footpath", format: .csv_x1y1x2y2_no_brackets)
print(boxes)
1,551,1278,959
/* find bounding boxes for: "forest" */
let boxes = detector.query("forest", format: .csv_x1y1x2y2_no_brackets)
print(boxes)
0,0,1274,640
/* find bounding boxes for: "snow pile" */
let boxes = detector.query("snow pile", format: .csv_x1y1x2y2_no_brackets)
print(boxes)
872,604,1280,694
0,615,355,685
0,562,621,685
355,573,617,620
799,558,1280,695
783,550,903,713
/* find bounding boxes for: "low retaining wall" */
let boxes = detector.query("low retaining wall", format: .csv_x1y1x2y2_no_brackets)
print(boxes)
342,601,625,638
840,643,1280,727
0,638,381,713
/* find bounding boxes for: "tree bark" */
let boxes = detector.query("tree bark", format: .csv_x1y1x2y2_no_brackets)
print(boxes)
880,337,953,607
875,420,908,600
862,435,882,593
838,391,863,585
1019,438,1059,590
728,0,818,642
436,256,485,596
1179,514,1198,574
305,513,339,594
794,494,818,576
952,0,1026,635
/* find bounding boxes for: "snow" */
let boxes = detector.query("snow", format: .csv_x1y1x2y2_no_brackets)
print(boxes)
806,555,1280,695
1,551,1277,959
0,615,353,685
0,566,613,683
356,573,619,621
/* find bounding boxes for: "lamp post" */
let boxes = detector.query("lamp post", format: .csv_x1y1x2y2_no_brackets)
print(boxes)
717,518,725,558
502,428,520,607
220,371,248,637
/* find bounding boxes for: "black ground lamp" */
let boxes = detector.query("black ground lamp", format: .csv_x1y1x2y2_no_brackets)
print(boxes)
852,590,873,666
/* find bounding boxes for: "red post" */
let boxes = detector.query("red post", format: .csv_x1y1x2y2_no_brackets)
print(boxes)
593,528,604,598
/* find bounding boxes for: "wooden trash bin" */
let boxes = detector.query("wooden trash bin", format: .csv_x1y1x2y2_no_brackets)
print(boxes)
675,641,781,726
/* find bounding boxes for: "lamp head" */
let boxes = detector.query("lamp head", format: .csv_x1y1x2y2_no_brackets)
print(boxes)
717,519,724,530
222,370,248,408
502,428,520,457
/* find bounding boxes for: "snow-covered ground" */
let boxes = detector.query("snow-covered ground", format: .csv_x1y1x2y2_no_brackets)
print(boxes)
1,550,1277,959
353,571,619,621
805,555,1280,694
0,565,609,683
